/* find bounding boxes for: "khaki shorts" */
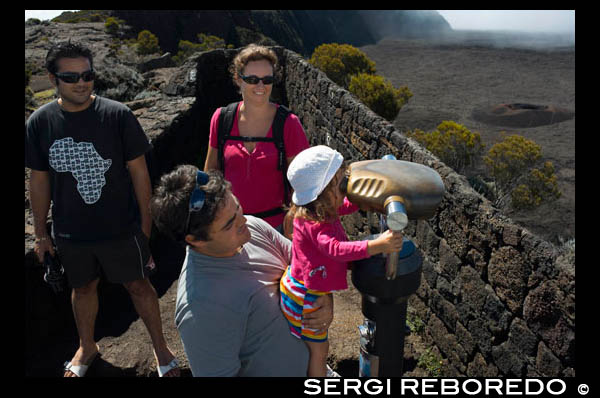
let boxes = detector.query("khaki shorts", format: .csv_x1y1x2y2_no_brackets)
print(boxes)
55,230,153,289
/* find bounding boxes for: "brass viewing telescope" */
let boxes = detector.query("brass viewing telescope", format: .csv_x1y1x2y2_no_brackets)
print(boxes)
343,155,445,377
340,157,445,279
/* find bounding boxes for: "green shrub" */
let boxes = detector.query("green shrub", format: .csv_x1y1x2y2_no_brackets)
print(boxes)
407,312,425,334
51,10,110,23
348,73,412,121
309,43,414,121
197,33,231,50
407,121,484,172
484,134,560,209
417,348,443,377
173,40,198,64
105,17,120,35
309,43,376,88
511,161,561,209
173,33,233,64
136,30,161,55
484,134,541,190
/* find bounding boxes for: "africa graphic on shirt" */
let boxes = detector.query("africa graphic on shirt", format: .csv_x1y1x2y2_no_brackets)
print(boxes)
49,137,112,204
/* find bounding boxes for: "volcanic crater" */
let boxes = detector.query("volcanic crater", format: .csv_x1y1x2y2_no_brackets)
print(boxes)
472,103,574,128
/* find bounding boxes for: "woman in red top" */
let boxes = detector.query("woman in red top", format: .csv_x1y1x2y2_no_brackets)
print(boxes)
204,44,309,236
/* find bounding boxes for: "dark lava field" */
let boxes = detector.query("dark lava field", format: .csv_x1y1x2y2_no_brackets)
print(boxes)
359,30,575,244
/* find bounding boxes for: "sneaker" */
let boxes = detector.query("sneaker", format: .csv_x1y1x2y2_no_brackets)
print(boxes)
326,364,341,377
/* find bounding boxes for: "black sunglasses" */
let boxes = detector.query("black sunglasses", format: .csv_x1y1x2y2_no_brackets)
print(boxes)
184,171,210,237
240,74,274,85
54,70,95,84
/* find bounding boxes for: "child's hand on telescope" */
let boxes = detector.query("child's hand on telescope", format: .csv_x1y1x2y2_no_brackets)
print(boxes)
366,230,404,256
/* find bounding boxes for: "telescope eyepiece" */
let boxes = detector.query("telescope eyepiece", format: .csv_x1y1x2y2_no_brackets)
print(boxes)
339,174,349,195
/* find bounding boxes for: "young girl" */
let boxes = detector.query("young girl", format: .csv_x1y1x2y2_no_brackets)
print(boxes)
280,145,405,377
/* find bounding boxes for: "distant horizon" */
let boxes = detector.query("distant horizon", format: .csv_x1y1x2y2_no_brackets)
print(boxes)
25,10,575,36
437,10,574,34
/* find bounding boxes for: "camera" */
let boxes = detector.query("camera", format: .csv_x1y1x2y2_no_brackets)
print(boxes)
43,251,66,293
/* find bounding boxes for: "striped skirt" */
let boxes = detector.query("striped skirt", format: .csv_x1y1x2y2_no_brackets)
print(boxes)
280,266,329,342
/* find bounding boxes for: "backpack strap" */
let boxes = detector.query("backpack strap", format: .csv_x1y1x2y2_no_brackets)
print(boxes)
217,102,294,214
246,207,286,219
272,105,290,171
217,101,240,173
272,105,292,204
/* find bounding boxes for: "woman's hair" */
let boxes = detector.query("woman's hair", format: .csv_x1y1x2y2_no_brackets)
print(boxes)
150,165,231,244
229,43,279,85
288,164,348,223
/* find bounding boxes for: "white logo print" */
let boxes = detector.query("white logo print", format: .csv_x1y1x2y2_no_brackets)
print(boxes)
309,265,327,279
49,137,112,204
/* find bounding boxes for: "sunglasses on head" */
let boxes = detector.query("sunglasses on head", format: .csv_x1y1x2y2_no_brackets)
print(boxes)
54,70,95,84
240,74,274,85
184,171,210,237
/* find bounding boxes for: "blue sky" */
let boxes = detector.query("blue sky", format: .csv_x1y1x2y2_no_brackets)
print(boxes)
25,10,575,34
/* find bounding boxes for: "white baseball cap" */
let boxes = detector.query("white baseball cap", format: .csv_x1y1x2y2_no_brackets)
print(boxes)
287,145,344,206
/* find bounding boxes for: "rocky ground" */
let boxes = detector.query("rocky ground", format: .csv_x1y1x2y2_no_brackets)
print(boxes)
25,23,574,378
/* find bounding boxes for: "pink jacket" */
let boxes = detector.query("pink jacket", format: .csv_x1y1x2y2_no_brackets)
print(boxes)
209,102,309,227
290,197,370,292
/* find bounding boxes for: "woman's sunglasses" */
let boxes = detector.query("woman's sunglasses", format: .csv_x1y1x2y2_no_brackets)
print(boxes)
184,171,210,237
240,74,274,85
54,70,96,84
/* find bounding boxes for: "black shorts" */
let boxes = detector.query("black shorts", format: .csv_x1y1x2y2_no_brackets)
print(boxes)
55,230,153,289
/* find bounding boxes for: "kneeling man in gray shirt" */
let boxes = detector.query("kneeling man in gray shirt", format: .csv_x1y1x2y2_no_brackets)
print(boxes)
150,165,333,376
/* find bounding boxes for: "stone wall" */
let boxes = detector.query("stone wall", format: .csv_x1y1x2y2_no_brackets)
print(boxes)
279,49,574,377
25,45,575,377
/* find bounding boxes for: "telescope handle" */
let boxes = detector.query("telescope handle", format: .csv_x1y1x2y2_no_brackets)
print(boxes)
385,251,399,280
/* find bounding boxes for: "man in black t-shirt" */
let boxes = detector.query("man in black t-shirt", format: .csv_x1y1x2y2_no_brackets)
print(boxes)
25,42,180,377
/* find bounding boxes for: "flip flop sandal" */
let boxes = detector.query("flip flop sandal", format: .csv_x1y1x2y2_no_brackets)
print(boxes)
326,364,341,377
63,352,98,377
158,358,180,377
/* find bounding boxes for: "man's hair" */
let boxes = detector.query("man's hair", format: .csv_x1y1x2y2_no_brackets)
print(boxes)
45,41,94,75
150,165,231,244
